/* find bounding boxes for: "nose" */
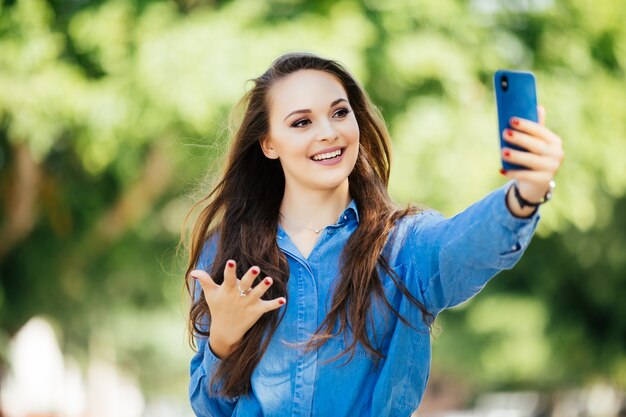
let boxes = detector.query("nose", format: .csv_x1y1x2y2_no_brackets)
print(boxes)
315,119,338,142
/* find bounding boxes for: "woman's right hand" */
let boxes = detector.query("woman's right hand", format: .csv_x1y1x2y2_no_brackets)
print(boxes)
190,260,286,359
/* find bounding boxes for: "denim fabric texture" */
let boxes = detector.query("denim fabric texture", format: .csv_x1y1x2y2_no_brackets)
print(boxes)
189,182,540,417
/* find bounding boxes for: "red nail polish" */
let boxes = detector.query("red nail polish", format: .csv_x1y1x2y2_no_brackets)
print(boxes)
505,128,513,137
252,267,260,275
278,299,285,305
503,149,511,157
499,168,507,175
264,278,271,286
511,118,519,126
227,261,235,268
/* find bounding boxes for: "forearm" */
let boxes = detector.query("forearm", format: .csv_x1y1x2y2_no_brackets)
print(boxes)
415,183,540,313
189,338,238,417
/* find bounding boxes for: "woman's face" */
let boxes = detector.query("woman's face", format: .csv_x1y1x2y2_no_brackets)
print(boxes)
262,69,360,193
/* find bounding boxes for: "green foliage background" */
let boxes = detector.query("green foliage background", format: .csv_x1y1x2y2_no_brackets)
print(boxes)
1,0,625,404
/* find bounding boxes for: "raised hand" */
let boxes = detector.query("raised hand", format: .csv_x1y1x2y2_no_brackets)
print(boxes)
190,260,286,359
500,106,564,215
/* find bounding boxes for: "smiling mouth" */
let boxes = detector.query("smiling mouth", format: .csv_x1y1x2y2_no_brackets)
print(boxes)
311,148,344,161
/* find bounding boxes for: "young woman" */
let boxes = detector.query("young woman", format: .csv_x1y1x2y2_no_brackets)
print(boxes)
184,52,564,417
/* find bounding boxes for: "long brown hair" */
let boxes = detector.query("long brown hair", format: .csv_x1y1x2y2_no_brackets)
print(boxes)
184,52,433,397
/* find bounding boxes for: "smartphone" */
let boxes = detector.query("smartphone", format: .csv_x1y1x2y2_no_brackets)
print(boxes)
494,69,538,170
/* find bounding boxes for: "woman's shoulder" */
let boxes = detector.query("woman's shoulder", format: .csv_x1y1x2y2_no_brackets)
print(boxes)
196,230,221,270
381,207,446,257
393,206,446,235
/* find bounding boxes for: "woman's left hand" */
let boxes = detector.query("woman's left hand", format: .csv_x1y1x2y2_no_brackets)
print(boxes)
500,106,564,216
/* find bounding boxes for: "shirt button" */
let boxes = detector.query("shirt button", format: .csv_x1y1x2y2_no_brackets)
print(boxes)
343,215,348,220
327,229,334,235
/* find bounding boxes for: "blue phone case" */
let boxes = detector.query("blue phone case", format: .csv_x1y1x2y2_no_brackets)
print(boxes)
494,69,538,170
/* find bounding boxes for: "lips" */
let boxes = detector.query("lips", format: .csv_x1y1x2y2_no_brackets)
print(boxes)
310,146,345,161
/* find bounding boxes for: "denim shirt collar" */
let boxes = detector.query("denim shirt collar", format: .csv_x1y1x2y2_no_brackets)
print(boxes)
339,199,359,224
276,199,359,246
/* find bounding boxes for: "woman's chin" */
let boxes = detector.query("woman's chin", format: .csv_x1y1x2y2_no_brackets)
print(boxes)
309,175,351,192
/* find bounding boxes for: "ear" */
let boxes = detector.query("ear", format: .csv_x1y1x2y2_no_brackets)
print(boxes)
260,137,279,159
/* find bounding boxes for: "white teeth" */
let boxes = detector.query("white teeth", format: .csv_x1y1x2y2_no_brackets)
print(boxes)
312,149,342,161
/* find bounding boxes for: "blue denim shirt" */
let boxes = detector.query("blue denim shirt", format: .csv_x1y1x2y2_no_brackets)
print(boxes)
189,183,540,417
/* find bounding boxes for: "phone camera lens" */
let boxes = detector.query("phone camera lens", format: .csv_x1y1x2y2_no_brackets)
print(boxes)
501,76,509,91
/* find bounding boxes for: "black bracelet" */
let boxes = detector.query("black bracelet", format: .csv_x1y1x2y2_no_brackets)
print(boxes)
512,180,555,209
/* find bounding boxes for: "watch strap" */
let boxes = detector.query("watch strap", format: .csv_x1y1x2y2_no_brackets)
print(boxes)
512,180,554,208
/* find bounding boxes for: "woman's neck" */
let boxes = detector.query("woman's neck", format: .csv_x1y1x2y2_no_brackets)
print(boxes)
279,180,351,230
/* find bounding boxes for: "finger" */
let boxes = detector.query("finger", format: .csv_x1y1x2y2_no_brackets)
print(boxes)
504,127,565,164
500,168,552,184
260,297,287,313
222,260,237,289
510,116,561,146
538,105,546,126
502,128,546,155
502,148,559,172
189,269,219,293
239,265,261,292
249,276,273,300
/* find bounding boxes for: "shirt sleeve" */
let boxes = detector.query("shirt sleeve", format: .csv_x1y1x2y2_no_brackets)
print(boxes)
407,181,540,315
188,237,239,417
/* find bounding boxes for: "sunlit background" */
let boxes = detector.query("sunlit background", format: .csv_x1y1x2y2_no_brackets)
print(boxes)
1,0,625,416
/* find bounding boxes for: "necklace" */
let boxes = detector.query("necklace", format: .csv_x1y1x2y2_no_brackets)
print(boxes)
279,213,323,234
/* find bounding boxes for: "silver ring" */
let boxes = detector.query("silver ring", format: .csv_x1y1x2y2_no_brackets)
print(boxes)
237,284,252,297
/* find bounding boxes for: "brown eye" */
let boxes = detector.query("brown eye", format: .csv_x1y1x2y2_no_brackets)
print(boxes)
334,108,351,118
292,118,311,128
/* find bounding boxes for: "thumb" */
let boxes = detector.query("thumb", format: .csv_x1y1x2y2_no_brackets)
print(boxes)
190,269,219,293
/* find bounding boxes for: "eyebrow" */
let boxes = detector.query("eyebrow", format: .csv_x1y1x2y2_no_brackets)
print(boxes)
282,98,349,121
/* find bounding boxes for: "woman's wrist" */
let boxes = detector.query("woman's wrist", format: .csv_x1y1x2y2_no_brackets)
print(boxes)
209,328,238,359
505,184,538,218
209,337,236,359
